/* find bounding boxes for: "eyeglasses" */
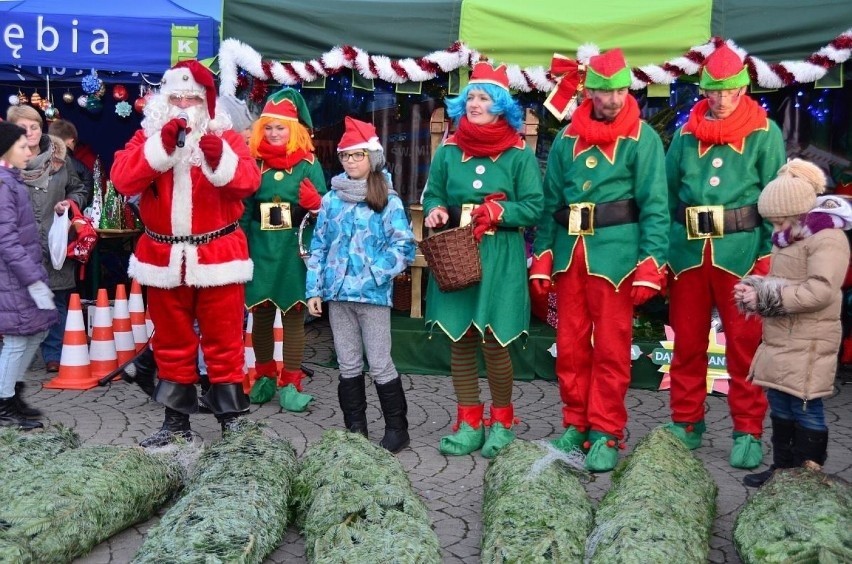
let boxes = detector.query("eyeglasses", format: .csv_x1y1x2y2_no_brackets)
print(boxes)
703,88,745,101
168,94,204,105
338,151,368,163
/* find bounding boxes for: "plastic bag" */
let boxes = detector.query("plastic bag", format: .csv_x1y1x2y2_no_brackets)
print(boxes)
48,209,70,270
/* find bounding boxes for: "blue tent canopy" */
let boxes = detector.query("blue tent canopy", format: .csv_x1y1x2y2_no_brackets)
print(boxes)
0,0,220,73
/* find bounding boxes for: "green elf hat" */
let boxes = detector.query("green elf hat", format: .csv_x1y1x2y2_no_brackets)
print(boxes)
584,48,632,90
260,87,313,128
700,44,751,90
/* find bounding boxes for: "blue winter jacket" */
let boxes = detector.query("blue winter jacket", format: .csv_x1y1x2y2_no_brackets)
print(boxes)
306,179,415,306
0,165,59,335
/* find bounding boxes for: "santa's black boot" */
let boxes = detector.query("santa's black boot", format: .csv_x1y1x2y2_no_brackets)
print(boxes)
139,380,197,448
743,416,795,487
121,347,158,397
204,383,250,435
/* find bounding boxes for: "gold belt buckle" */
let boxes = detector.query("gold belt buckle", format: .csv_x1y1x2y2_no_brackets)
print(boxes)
459,203,477,228
260,202,292,230
567,202,595,235
685,205,724,239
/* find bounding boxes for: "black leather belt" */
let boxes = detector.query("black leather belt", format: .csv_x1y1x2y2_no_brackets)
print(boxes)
145,222,239,245
447,205,519,231
553,198,639,233
252,202,309,226
674,202,761,238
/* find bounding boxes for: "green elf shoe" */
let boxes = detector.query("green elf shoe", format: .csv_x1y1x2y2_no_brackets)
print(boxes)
279,384,313,412
248,376,276,404
664,420,706,450
439,404,485,456
730,432,764,469
481,404,517,459
584,431,621,473
551,425,588,453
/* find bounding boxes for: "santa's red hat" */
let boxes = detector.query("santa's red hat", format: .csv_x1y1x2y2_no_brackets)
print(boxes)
160,60,217,119
469,62,510,91
337,116,382,152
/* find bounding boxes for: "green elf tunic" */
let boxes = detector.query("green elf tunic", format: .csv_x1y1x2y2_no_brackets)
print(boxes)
666,118,785,277
423,139,543,346
534,121,668,285
240,156,326,311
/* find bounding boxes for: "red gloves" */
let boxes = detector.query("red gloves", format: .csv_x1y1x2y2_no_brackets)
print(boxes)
529,252,553,302
199,134,224,170
160,118,188,155
631,258,667,306
298,178,323,211
470,193,506,242
751,256,771,276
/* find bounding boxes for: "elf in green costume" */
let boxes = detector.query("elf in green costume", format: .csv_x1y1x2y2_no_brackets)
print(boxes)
240,88,326,412
665,43,785,470
423,62,543,458
531,47,669,472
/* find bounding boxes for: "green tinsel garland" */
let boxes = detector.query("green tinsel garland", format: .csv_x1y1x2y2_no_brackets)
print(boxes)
481,440,593,563
586,427,717,563
734,468,851,563
0,444,182,563
293,429,441,563
133,420,298,564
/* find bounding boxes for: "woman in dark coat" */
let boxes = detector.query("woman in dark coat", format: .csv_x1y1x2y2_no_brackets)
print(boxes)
0,122,59,430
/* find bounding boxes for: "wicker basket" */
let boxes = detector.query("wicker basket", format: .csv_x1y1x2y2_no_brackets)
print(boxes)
392,273,412,311
419,224,482,292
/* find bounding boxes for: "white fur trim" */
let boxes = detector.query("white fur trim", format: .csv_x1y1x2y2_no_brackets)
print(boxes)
128,250,183,288
129,247,254,289
201,141,239,187
143,134,178,172
170,160,193,236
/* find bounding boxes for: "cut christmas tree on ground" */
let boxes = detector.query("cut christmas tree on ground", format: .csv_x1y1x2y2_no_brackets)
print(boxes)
586,426,717,563
734,467,851,563
481,440,593,563
293,429,441,563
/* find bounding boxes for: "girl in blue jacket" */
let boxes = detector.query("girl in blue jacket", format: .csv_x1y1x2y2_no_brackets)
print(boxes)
306,117,415,453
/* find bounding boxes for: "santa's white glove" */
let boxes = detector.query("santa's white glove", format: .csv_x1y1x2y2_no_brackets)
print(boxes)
27,281,56,310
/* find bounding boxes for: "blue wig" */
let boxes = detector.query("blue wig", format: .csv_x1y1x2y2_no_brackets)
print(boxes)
445,82,523,131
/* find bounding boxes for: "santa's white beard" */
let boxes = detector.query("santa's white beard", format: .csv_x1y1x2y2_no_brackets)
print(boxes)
142,95,210,142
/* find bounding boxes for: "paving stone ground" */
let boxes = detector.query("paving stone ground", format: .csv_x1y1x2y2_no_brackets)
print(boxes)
18,318,851,563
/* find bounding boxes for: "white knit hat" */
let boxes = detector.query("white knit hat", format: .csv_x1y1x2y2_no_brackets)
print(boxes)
758,159,827,218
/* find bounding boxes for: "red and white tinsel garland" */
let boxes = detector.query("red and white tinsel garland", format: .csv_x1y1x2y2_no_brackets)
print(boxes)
218,29,852,96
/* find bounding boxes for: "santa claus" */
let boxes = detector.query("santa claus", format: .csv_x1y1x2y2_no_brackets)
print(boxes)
111,60,260,447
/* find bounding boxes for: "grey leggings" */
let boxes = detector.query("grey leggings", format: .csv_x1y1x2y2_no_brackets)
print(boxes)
328,301,398,385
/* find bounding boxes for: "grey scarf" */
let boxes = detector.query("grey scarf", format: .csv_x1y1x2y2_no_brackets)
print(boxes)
20,140,54,190
330,172,397,203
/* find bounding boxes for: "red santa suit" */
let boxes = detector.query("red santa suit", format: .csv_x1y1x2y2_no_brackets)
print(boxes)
111,72,260,388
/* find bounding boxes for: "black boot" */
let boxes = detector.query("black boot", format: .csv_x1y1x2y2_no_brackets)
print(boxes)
204,383,250,434
14,382,43,418
338,374,368,437
0,397,43,431
792,425,829,467
121,347,158,397
139,380,197,447
744,416,795,488
375,377,410,453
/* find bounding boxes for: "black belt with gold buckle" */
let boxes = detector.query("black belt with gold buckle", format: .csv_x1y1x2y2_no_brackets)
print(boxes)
674,202,761,239
145,222,239,245
553,198,639,234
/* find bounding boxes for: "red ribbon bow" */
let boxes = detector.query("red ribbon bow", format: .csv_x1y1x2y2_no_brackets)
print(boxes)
544,53,584,121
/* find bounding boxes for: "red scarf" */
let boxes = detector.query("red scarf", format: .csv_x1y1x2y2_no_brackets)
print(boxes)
256,139,310,170
451,116,521,158
683,96,767,145
567,95,641,145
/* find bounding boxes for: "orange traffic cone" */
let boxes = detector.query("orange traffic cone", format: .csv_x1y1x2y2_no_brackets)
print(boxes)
112,284,135,367
44,293,98,390
88,288,118,380
129,279,147,351
242,312,257,394
273,308,284,370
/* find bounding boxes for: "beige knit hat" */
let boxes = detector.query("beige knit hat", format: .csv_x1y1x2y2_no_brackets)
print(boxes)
758,159,827,218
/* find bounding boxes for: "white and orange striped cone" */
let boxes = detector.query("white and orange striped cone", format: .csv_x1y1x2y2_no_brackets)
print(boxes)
273,308,284,371
88,288,118,381
129,279,147,351
45,293,97,390
242,312,257,394
112,284,135,368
